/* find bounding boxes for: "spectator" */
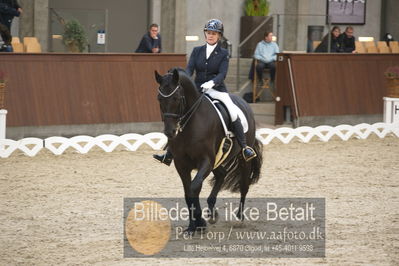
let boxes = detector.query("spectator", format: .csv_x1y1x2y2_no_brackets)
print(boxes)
315,26,342,53
251,31,279,84
0,0,22,52
135,23,161,53
339,26,356,53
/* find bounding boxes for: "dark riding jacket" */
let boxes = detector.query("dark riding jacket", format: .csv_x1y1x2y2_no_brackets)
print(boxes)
0,0,21,29
186,43,229,92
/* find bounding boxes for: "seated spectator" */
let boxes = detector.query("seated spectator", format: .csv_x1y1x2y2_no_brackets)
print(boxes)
315,26,342,53
249,31,279,84
339,26,356,53
0,0,23,52
135,23,162,53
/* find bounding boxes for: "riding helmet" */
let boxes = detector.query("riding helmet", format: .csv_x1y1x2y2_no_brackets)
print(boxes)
204,19,224,36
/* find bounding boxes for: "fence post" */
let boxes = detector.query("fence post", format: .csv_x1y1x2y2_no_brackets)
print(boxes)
0,109,7,141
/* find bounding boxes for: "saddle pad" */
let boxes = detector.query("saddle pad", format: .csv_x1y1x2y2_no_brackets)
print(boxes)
205,96,249,135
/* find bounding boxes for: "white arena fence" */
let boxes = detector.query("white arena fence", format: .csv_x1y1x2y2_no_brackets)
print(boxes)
0,122,398,158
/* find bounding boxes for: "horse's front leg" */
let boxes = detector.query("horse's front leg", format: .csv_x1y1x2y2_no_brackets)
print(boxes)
191,158,213,192
174,160,207,234
189,158,213,230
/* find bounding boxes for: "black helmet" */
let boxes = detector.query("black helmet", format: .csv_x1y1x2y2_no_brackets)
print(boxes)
204,19,224,35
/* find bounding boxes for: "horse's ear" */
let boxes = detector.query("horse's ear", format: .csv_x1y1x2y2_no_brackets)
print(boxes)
172,68,179,84
154,70,163,84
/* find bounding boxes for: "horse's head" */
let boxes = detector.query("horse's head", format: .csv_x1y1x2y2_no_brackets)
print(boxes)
155,68,185,139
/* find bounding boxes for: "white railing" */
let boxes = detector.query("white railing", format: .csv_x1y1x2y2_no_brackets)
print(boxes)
0,122,398,158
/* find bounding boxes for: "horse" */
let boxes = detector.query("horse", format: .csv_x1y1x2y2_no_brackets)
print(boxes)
154,68,263,234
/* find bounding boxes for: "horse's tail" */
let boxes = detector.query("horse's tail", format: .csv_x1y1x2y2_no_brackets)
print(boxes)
249,137,263,186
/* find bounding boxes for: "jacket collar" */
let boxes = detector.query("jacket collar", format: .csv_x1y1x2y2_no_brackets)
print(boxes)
202,42,221,58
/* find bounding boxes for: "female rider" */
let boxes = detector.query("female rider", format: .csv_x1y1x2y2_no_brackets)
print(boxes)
154,19,256,165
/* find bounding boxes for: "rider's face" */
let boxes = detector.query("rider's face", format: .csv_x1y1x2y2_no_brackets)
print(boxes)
205,31,220,45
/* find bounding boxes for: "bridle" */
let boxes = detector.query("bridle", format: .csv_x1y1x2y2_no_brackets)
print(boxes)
158,83,204,133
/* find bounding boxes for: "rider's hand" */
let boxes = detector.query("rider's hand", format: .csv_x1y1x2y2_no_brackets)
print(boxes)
200,80,215,92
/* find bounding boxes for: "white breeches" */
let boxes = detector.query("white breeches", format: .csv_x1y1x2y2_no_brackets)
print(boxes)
205,88,239,122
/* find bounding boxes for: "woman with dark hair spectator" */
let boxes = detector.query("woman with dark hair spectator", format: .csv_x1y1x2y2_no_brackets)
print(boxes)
315,26,342,53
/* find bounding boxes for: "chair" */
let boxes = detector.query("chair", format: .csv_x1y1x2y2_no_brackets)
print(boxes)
23,37,39,45
355,42,366,53
12,42,24,52
390,41,399,48
363,41,376,48
377,41,388,48
23,37,41,53
11,37,20,44
378,46,391,53
25,42,42,53
312,41,321,51
252,59,275,103
391,46,399,53
366,46,378,53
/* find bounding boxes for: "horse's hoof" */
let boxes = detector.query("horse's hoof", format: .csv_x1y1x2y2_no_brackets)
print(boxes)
208,210,219,224
235,210,244,221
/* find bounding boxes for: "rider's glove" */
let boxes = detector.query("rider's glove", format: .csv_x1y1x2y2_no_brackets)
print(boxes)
200,80,215,92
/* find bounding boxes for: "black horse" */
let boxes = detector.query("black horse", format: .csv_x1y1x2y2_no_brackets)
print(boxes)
155,68,263,233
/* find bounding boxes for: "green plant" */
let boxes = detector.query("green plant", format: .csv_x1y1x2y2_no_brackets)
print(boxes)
62,19,88,52
385,66,399,79
244,0,270,16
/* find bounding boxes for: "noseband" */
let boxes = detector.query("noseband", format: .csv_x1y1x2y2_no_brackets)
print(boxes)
158,83,204,133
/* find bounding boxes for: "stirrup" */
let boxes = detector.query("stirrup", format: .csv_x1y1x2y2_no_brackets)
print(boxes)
242,146,257,162
153,153,173,166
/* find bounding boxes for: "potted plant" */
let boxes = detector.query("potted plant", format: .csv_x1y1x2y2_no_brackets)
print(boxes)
385,66,399,98
62,19,88,53
0,70,7,109
240,0,273,58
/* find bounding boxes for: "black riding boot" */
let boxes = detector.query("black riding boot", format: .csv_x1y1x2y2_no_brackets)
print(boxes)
153,149,173,166
231,118,257,161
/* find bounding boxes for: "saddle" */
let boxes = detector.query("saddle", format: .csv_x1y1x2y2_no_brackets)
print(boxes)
205,95,249,169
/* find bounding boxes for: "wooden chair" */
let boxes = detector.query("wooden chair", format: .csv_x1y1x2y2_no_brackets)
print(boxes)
12,42,24,52
23,37,39,45
363,41,376,48
378,46,391,53
377,41,388,48
312,41,321,51
355,42,366,53
366,46,378,53
252,59,275,103
391,46,399,53
25,42,42,53
23,37,41,53
11,36,20,44
390,41,399,48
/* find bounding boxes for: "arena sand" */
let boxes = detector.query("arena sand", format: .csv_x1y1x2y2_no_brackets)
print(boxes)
0,136,398,265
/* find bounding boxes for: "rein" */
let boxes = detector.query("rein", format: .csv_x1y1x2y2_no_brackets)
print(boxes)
158,83,204,133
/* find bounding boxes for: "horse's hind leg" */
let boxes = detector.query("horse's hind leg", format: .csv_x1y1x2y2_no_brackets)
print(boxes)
236,162,251,221
207,168,225,224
